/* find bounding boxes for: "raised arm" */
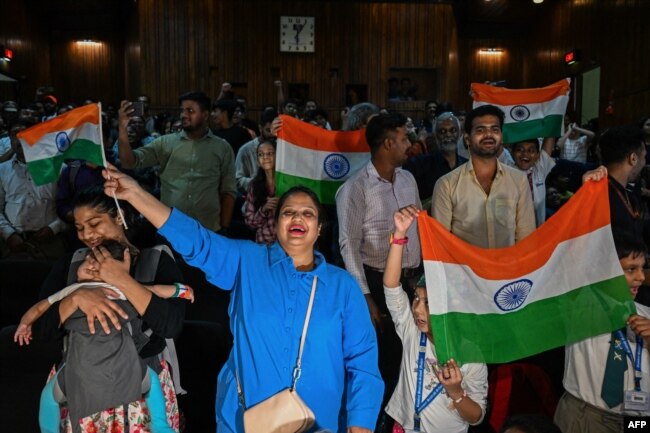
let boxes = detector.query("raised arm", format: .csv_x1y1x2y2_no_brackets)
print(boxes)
103,163,171,229
542,137,555,156
117,100,137,168
383,206,419,289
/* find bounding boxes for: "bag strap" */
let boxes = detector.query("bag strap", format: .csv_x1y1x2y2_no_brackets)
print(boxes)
235,275,318,406
291,275,318,391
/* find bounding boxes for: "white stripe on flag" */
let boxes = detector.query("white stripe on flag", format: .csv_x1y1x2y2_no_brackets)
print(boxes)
425,226,621,315
277,138,370,181
474,96,568,123
21,122,100,162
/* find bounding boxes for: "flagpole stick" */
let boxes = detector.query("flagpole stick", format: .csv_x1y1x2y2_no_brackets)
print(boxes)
97,102,129,231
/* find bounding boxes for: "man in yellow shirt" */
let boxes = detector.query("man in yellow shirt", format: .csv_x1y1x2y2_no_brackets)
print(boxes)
432,105,535,248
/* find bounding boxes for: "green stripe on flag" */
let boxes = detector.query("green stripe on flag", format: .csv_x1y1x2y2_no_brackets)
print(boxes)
431,275,635,364
276,172,344,205
503,114,563,144
26,139,104,185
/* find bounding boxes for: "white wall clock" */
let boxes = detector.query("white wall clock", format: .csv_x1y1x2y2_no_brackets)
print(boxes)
280,16,315,53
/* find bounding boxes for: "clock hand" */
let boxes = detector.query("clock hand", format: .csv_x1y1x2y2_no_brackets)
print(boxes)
293,23,305,43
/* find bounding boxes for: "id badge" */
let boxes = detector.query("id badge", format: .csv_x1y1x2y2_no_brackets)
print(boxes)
623,390,650,412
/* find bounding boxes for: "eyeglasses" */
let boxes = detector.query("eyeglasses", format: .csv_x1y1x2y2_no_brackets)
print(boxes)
257,151,275,158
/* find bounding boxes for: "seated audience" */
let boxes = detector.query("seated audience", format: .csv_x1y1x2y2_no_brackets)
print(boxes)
0,121,67,259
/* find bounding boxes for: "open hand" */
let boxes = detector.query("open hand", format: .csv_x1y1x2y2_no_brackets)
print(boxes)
270,116,283,137
14,323,33,346
88,245,131,287
72,287,128,334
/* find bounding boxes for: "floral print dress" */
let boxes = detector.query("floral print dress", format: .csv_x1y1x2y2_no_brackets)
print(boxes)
47,359,180,433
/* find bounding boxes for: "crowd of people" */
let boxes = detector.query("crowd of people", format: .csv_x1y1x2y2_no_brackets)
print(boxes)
2,82,650,433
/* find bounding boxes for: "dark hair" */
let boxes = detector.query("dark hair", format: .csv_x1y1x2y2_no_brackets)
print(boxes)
274,186,325,226
500,415,562,433
250,140,277,211
72,185,136,228
304,108,329,122
511,138,540,152
260,108,278,125
614,233,648,260
637,116,650,130
599,125,644,165
464,104,505,134
212,98,237,121
425,100,439,108
178,91,211,112
97,239,128,261
365,112,408,155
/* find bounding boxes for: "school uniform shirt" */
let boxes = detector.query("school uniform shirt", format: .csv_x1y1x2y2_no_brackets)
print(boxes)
384,285,488,433
158,209,384,433
563,302,650,415
525,151,556,227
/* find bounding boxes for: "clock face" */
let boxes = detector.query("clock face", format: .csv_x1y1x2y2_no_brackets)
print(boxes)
280,16,315,53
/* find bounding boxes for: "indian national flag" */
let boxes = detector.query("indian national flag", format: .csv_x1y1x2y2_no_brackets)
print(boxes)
276,115,370,205
471,78,571,144
17,103,105,185
419,179,635,364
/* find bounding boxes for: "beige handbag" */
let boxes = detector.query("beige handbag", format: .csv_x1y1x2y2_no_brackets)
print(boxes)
237,276,318,433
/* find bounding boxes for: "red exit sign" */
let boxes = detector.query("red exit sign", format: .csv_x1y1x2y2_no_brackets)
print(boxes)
564,49,581,65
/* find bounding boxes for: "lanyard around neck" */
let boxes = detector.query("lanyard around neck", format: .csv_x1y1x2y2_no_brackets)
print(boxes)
414,333,444,431
614,328,644,392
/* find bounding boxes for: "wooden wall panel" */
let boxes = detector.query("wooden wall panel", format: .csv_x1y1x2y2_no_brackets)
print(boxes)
0,0,50,104
49,37,124,107
523,0,650,126
136,0,457,125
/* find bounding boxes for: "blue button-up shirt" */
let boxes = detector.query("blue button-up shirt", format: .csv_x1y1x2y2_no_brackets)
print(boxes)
159,209,383,432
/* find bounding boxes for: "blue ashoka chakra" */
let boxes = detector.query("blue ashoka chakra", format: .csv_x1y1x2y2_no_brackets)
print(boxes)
510,105,531,122
55,132,71,153
323,153,350,180
494,279,533,311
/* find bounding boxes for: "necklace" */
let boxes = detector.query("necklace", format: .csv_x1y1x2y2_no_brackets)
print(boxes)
609,178,639,219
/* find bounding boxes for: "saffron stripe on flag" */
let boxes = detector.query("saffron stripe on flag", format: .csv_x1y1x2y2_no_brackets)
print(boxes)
278,115,369,153
431,276,634,364
420,179,610,280
276,171,344,205
21,122,101,162
471,79,571,106
18,104,100,146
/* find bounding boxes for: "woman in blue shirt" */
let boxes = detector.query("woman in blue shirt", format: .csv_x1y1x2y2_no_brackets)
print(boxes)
96,164,383,433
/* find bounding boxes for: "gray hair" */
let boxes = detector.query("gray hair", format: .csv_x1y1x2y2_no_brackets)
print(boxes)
345,102,380,131
434,112,461,132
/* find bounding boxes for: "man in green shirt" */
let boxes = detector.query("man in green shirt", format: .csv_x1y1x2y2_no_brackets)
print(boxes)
117,91,236,233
